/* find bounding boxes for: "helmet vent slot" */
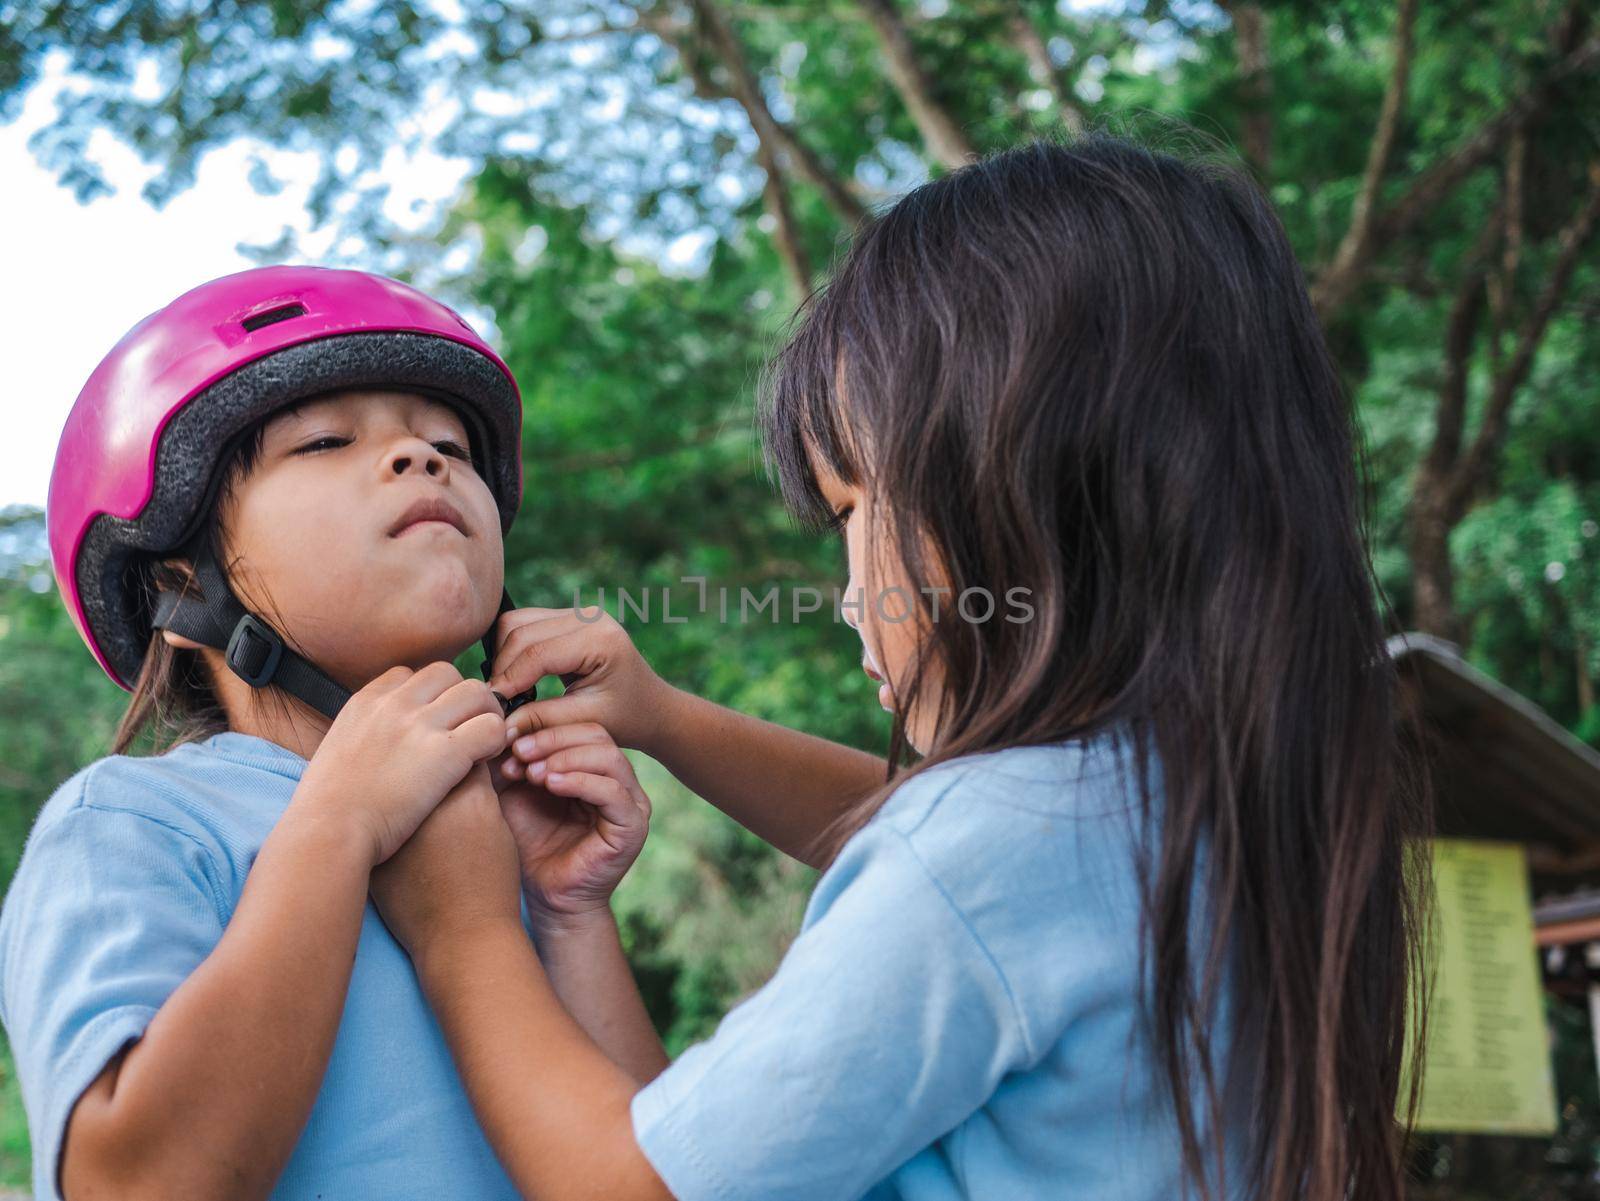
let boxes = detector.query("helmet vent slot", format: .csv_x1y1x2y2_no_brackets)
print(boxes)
241,303,307,332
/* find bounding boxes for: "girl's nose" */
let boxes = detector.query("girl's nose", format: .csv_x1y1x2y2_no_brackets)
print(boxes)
387,437,447,479
839,581,864,631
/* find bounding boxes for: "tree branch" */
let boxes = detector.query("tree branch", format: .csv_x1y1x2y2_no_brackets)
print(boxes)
754,135,815,296
1405,196,1504,638
1376,35,1597,245
1485,128,1528,375
528,21,651,44
1316,0,1416,313
1312,31,1600,317
1006,4,1087,136
648,5,821,292
1446,161,1600,516
1219,0,1272,179
647,0,868,229
1422,205,1501,484
854,0,979,169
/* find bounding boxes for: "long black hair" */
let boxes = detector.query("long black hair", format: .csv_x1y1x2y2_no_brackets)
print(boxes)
759,131,1431,1201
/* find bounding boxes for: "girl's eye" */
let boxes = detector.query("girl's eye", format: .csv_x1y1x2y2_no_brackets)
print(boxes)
824,505,853,537
293,436,473,462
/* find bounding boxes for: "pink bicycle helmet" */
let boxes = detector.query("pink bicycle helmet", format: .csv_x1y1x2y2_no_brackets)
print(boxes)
48,264,533,720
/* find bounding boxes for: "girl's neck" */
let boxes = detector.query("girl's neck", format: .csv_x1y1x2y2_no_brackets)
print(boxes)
227,705,330,762
206,649,333,761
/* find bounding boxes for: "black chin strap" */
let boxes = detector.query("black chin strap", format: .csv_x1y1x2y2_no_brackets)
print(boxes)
150,531,536,721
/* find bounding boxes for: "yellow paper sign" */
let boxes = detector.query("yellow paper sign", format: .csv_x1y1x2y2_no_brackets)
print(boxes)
1407,839,1557,1135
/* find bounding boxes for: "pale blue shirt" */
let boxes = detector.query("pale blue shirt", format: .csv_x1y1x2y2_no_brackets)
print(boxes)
631,729,1254,1200
0,730,522,1201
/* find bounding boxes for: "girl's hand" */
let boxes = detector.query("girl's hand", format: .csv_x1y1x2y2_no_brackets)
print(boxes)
369,761,523,956
488,607,673,757
299,662,509,866
493,722,651,925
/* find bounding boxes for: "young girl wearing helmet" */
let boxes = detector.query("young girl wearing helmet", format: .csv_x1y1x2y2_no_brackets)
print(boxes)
0,265,653,1201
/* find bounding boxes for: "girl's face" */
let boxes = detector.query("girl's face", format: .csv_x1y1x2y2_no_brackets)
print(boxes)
171,388,504,692
810,453,941,754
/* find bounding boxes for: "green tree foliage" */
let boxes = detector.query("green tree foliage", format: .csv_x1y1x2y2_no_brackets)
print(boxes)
1,0,1598,1191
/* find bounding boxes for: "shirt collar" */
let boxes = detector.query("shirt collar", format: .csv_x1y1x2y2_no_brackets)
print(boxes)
198,730,311,780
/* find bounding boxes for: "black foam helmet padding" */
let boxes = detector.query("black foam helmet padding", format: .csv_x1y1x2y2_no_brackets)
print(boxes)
76,331,523,693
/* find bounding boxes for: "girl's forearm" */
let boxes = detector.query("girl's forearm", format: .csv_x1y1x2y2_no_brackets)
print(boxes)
416,920,673,1201
62,791,372,1201
642,685,887,868
528,908,670,1084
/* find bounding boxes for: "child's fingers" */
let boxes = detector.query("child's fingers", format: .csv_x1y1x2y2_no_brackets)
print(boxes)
493,607,592,657
493,606,572,643
504,692,601,740
363,663,418,696
509,720,614,761
537,744,650,827
541,768,646,840
540,743,645,797
430,676,505,728
490,615,583,691
490,608,601,674
488,627,595,707
396,660,473,705
448,711,515,764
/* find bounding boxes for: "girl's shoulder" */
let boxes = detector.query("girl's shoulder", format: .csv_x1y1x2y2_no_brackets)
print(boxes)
0,750,239,985
831,723,1160,934
13,741,257,904
30,743,219,838
874,724,1156,835
817,728,1159,1056
0,747,243,1046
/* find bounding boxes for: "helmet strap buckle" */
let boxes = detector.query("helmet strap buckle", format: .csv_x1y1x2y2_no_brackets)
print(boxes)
226,613,285,688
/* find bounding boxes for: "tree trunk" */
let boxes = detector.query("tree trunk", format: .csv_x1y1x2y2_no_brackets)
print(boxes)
1408,473,1461,641
856,0,978,169
1223,0,1272,179
1007,7,1087,136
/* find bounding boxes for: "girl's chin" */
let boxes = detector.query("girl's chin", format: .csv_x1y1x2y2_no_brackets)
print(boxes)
375,569,494,624
879,683,931,754
361,620,488,670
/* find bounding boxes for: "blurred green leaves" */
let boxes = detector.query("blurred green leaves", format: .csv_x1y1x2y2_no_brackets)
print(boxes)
1,0,1598,1191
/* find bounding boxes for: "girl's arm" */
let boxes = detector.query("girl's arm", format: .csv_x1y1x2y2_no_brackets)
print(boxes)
378,744,1034,1201
61,791,373,1201
491,608,886,868
415,918,671,1201
372,750,669,1199
490,723,668,1083
527,907,669,1085
642,685,885,867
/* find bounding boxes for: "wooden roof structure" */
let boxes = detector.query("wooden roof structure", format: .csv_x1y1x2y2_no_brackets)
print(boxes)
1388,631,1600,893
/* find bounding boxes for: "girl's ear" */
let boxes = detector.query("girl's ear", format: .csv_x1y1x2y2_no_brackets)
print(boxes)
160,628,206,652
152,555,205,650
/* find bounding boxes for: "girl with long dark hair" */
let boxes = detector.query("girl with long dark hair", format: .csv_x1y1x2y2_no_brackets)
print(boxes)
369,132,1431,1201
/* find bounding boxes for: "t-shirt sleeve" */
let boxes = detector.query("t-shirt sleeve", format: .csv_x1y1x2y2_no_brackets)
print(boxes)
629,808,1033,1201
0,786,227,1201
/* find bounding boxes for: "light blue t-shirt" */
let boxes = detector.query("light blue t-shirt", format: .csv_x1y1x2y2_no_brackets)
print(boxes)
0,730,522,1201
631,729,1255,1201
